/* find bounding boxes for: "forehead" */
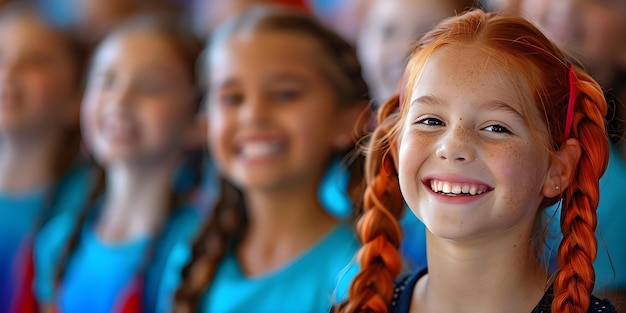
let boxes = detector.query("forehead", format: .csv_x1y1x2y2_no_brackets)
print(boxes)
410,44,531,113
93,30,187,72
0,14,67,51
209,31,324,82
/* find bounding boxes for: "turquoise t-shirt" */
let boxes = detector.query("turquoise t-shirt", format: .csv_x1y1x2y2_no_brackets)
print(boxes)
0,162,93,313
158,224,360,313
545,146,626,291
33,204,201,313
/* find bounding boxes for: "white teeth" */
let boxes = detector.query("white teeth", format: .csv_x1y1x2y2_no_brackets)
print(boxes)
442,182,451,193
469,185,477,195
429,179,489,196
241,141,282,158
103,117,135,139
451,185,462,194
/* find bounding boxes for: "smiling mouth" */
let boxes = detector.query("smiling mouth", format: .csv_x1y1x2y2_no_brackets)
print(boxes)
238,140,284,159
428,179,492,196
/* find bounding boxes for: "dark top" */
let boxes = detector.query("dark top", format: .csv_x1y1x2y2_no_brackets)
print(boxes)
390,269,617,313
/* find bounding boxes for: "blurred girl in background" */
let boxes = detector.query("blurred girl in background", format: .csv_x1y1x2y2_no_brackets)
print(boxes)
33,14,205,313
171,6,369,313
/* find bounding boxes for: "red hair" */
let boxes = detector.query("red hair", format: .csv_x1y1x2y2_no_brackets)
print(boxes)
339,9,609,313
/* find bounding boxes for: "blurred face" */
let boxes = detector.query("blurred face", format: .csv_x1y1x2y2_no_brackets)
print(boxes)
398,45,553,242
81,30,196,167
520,0,626,85
357,0,455,104
0,14,78,137
207,32,348,192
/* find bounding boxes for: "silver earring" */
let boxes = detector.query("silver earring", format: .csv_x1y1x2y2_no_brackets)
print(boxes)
555,185,560,191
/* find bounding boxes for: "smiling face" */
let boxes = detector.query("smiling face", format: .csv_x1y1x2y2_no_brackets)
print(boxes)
207,31,350,192
0,13,79,138
397,44,554,242
81,29,196,168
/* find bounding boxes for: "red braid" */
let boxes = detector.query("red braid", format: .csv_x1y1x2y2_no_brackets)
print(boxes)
337,95,405,313
553,68,609,313
341,10,612,313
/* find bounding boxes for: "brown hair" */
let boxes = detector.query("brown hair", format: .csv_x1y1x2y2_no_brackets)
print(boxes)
339,9,609,313
173,5,370,313
49,13,204,311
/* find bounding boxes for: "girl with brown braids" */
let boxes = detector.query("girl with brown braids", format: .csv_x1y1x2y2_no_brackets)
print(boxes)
32,14,206,313
168,5,369,313
338,9,617,313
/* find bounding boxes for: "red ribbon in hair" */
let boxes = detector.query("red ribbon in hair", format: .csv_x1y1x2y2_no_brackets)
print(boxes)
564,64,578,139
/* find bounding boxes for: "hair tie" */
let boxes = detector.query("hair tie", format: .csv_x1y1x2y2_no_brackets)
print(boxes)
564,64,578,139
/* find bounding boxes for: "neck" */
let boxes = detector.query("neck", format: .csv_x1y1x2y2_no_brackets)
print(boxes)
96,158,180,243
0,131,64,192
414,230,549,313
237,181,339,275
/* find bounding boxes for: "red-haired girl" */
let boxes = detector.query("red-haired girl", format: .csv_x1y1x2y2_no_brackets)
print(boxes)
339,9,617,313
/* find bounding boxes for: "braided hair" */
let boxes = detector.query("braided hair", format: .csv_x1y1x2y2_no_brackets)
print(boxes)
339,9,609,313
174,6,370,313
48,13,204,311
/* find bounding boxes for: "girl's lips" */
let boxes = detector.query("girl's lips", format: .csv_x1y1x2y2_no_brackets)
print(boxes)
421,175,494,204
426,179,492,196
233,134,287,164
100,114,138,142
237,139,285,159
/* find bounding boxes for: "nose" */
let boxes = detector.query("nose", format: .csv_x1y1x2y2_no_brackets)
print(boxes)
435,125,476,163
239,94,269,127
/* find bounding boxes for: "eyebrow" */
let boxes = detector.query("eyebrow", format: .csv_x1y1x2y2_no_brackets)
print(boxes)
262,72,309,88
211,72,309,91
410,95,523,117
410,95,440,107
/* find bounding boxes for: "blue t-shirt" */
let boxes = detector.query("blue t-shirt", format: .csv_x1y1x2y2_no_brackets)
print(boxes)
157,224,360,313
545,146,626,291
34,204,201,313
398,211,427,271
0,162,93,313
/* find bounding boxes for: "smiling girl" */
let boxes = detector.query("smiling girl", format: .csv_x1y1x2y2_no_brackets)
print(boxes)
33,15,204,313
170,6,369,313
338,9,616,313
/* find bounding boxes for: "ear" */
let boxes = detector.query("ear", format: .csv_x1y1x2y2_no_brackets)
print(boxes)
332,100,369,150
541,138,582,198
183,113,208,151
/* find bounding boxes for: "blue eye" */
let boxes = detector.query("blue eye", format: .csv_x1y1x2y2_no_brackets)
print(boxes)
483,124,511,133
417,117,444,126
